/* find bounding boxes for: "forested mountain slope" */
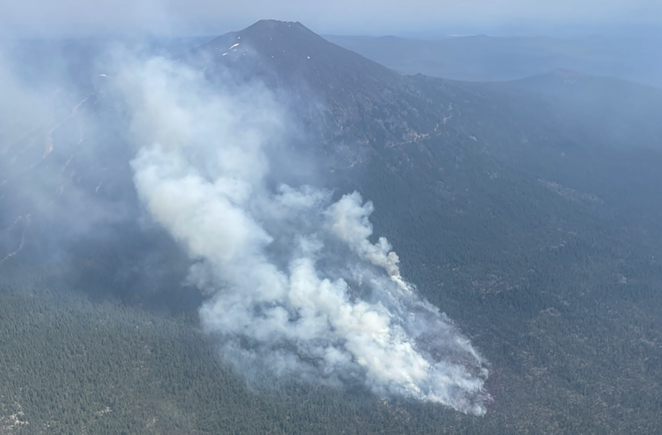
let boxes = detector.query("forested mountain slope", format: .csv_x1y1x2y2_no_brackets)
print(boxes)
1,20,662,434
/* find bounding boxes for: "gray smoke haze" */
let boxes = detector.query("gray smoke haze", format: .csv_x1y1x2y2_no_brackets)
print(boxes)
0,48,114,236
116,54,489,414
2,0,660,38
0,36,489,414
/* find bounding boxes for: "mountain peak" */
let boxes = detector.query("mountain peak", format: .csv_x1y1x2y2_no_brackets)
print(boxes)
243,19,308,33
229,19,331,57
202,19,398,74
549,67,586,79
199,19,402,109
228,19,321,46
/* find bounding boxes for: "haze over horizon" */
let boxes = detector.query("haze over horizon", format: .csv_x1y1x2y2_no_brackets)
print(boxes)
1,0,661,38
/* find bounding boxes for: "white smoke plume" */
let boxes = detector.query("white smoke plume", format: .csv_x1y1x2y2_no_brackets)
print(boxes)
117,54,489,415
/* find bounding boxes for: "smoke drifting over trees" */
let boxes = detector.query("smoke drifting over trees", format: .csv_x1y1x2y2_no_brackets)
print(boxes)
119,55,489,414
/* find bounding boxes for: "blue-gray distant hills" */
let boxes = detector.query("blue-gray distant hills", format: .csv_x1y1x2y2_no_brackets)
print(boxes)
325,33,662,88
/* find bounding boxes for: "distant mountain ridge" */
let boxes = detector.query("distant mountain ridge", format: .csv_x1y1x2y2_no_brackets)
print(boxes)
325,32,662,88
195,21,662,156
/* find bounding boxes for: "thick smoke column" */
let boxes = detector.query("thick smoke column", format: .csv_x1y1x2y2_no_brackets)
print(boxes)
118,55,489,415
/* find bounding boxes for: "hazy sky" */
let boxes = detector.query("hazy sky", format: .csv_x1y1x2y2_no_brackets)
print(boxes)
1,0,660,37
